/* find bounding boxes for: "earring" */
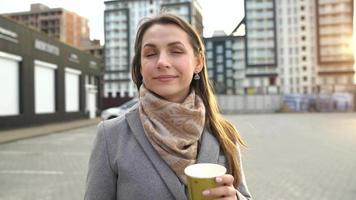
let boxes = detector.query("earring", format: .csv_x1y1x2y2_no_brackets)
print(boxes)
193,73,200,80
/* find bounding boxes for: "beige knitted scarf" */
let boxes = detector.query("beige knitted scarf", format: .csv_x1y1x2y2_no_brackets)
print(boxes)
138,85,206,184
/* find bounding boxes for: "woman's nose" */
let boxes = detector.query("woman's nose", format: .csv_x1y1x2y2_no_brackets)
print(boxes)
156,52,171,69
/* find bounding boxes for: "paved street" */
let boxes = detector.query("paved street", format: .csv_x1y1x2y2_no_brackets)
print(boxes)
0,113,356,200
227,113,356,200
0,126,96,200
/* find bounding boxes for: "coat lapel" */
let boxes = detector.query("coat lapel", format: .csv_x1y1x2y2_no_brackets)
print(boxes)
126,109,187,200
196,128,220,164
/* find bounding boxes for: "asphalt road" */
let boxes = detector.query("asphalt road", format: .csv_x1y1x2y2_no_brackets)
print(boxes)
0,113,355,200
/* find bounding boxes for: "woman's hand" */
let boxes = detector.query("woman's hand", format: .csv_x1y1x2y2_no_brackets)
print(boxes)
202,174,237,200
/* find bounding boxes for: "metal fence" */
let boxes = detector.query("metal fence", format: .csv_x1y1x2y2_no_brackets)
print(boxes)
282,93,354,112
216,93,355,114
216,95,283,114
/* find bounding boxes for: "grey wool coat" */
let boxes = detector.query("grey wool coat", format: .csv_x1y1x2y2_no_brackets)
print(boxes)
84,108,252,200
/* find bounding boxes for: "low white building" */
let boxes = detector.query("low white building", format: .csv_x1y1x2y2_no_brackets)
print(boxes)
0,16,103,129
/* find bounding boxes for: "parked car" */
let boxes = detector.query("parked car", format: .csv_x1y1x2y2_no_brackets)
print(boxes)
100,98,139,120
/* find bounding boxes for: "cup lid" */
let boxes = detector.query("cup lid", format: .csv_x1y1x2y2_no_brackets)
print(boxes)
184,163,226,178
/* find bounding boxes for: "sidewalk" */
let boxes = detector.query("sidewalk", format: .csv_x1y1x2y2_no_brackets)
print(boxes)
0,118,101,144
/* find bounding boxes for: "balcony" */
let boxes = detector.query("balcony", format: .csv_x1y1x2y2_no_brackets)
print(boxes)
245,66,277,75
320,37,352,45
318,0,351,6
248,41,275,48
247,31,275,39
319,26,352,35
246,1,274,10
319,15,352,25
318,3,352,15
248,21,274,29
247,12,274,20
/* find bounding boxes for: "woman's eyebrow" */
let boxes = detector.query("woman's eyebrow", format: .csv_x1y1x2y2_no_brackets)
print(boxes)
142,43,156,48
167,41,185,47
143,41,185,48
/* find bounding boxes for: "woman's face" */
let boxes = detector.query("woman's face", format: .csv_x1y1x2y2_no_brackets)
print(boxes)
140,24,202,103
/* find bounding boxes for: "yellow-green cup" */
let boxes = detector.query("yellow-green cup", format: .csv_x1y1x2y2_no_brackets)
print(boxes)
184,163,227,200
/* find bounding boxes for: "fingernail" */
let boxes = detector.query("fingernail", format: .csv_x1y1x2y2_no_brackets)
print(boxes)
202,190,210,196
216,177,222,183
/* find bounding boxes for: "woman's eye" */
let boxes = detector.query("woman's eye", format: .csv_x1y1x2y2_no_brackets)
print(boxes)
145,52,156,57
172,50,183,54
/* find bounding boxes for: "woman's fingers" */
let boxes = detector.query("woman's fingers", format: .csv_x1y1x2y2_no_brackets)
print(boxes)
215,196,237,200
202,174,237,199
215,174,234,186
203,185,237,197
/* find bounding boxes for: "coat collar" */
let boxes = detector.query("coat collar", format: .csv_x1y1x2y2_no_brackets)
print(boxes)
196,126,220,164
126,109,220,200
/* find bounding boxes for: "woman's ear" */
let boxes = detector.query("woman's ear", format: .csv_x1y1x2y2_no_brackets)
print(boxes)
195,54,204,73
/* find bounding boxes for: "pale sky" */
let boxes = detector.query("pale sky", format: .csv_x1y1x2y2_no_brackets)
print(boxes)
0,0,244,43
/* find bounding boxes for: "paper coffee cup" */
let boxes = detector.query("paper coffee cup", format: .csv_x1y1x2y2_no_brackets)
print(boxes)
184,163,227,200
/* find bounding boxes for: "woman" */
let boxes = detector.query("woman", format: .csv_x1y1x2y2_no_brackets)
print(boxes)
85,13,252,200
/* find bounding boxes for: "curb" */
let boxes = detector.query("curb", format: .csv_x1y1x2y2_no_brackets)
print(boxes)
0,118,101,144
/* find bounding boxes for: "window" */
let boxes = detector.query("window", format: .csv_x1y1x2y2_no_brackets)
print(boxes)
217,64,224,73
208,70,213,78
226,60,232,67
207,51,213,58
225,41,232,48
216,45,223,54
217,55,223,63
217,74,224,82
280,47,284,54
226,50,232,58
227,79,233,87
207,61,213,68
269,77,276,85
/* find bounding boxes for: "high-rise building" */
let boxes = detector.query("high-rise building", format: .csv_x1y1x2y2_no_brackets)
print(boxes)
244,0,279,95
205,21,246,95
103,0,202,108
275,0,319,94
316,0,354,93
246,0,354,95
245,0,278,94
3,3,90,48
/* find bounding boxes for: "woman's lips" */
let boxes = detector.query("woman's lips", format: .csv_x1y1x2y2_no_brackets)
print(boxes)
154,75,178,82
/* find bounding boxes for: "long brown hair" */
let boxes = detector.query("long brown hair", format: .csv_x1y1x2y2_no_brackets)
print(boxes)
131,13,245,187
